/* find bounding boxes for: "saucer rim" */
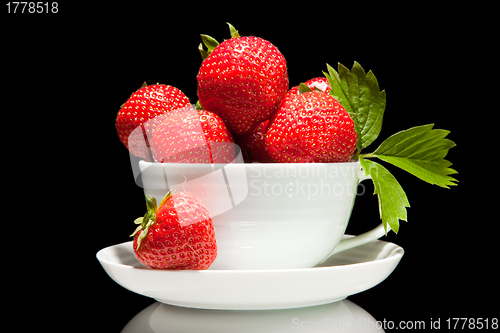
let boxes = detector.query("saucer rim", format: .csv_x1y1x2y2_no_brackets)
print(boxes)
97,237,403,273
97,237,404,310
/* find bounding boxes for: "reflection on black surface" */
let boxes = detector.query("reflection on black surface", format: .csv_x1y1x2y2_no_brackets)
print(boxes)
122,300,384,332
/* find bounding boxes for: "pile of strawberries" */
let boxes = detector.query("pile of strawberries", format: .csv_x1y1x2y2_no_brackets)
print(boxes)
116,23,357,166
115,24,358,270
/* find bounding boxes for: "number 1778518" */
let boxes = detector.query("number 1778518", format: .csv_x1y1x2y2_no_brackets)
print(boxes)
6,2,58,13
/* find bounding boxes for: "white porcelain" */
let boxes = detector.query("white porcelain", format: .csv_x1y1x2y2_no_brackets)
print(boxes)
122,299,385,332
97,237,403,310
137,160,387,269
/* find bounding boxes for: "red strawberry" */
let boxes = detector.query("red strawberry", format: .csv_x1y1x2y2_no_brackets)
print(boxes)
286,77,332,97
266,91,357,163
276,77,331,114
234,120,274,163
131,191,217,270
235,78,332,163
151,107,235,163
197,28,289,135
116,83,191,158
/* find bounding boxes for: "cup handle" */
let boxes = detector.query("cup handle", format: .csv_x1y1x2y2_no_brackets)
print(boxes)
318,167,387,264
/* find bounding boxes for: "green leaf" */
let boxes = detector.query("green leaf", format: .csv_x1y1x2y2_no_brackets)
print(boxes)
195,100,204,110
227,22,240,38
136,217,155,250
298,83,312,94
368,124,458,188
199,34,219,60
198,43,209,60
146,195,158,214
130,195,159,243
130,225,143,237
200,34,219,52
324,62,386,150
359,157,410,234
324,66,360,143
323,64,353,113
159,190,173,208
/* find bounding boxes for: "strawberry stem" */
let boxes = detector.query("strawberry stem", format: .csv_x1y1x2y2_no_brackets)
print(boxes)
351,149,361,161
146,195,158,214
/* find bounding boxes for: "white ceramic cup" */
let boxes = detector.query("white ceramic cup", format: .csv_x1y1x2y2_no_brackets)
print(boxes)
137,160,386,270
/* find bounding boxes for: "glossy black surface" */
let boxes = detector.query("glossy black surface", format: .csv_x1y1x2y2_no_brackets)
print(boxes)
4,5,490,332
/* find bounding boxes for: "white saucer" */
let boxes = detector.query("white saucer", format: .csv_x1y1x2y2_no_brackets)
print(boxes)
97,237,403,310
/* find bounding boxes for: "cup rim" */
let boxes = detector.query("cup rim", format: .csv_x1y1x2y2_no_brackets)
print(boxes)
138,160,361,167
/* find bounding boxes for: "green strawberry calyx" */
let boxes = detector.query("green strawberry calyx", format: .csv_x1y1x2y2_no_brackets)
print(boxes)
199,22,240,60
131,191,173,250
298,83,323,94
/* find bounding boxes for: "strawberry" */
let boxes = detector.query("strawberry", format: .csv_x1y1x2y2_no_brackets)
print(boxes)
235,78,332,163
234,120,274,163
197,25,289,135
286,77,332,97
276,77,331,113
131,191,217,270
116,83,191,158
150,107,235,163
266,91,357,163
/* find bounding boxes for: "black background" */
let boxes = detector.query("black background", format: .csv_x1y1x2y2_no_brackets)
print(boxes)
3,3,494,331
